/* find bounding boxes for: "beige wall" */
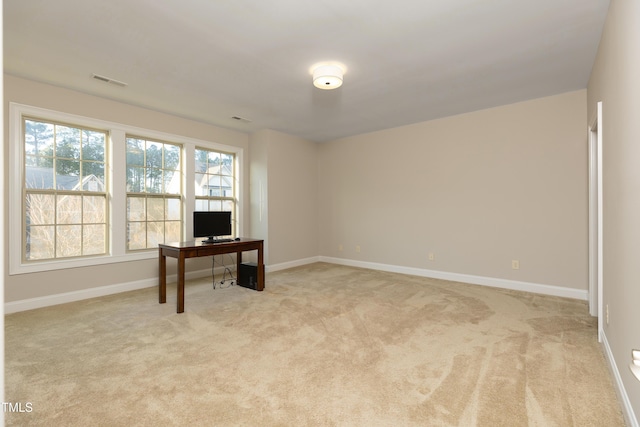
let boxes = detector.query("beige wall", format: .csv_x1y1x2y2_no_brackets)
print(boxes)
248,130,270,256
587,0,640,419
4,75,250,302
318,90,588,290
249,129,318,266
2,79,591,300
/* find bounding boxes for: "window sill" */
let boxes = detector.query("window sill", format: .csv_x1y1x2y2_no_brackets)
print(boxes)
9,250,158,276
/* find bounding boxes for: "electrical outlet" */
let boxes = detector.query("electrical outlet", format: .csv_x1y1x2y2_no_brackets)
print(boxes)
338,244,343,252
606,304,610,325
355,245,361,253
428,252,435,261
511,260,520,270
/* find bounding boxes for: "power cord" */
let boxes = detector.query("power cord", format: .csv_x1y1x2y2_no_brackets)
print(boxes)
211,254,237,289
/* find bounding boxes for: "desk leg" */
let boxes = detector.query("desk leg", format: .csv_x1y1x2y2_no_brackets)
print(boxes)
257,243,265,291
159,248,166,304
177,253,185,313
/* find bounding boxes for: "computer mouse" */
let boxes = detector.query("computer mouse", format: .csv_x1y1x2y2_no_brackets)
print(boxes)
234,237,241,241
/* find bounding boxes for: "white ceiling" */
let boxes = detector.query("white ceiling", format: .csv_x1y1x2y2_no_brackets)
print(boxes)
4,0,610,142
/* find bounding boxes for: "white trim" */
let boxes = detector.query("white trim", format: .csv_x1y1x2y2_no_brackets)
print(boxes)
601,332,639,427
110,129,127,256
319,257,587,300
5,256,589,312
597,101,604,339
269,256,587,300
588,101,604,338
588,111,597,315
4,278,157,314
9,251,160,275
8,102,243,275
4,267,214,314
267,256,322,273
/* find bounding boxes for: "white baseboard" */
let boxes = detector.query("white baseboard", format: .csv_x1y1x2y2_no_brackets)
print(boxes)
4,268,214,314
319,256,588,300
267,256,321,273
601,331,639,427
5,256,587,313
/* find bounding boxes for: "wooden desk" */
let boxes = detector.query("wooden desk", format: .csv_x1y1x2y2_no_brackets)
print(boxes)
158,238,264,313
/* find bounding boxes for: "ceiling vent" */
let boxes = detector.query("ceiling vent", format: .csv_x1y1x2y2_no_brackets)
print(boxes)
231,116,252,123
92,73,128,87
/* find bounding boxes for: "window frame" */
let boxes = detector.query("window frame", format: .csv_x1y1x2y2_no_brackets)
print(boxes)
9,102,244,275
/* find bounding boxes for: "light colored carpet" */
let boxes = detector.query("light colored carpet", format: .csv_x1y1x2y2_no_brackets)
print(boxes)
5,263,625,426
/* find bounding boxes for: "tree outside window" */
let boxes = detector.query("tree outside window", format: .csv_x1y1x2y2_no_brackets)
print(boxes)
126,137,182,250
23,118,107,261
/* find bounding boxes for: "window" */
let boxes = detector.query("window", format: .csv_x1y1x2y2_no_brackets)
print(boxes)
10,103,243,275
23,118,108,261
195,148,236,233
126,137,182,250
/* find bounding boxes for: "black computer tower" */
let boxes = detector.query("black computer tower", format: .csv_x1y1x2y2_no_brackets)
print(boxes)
238,262,258,290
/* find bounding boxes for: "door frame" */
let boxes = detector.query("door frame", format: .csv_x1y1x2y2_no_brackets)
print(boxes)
588,101,603,340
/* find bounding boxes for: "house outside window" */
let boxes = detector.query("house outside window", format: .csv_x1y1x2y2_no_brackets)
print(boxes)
194,148,236,234
23,118,108,261
126,137,182,250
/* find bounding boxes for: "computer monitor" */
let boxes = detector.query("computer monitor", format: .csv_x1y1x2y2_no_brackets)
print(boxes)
193,211,232,243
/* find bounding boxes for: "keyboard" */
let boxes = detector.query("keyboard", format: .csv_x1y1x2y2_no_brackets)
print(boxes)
202,238,234,244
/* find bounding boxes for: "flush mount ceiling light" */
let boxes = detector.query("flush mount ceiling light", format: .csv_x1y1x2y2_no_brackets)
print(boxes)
312,63,345,90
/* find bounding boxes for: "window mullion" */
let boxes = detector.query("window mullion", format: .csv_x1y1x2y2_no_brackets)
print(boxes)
184,144,195,241
110,129,127,256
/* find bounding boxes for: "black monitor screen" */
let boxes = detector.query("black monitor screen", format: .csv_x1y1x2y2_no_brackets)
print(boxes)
193,211,232,240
